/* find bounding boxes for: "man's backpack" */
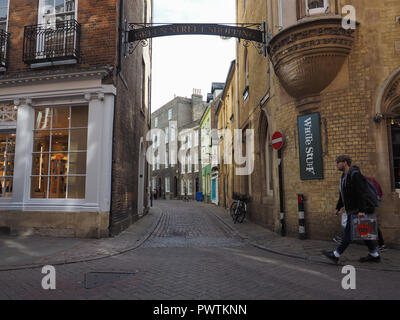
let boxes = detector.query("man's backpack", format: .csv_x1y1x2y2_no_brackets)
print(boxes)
365,177,381,207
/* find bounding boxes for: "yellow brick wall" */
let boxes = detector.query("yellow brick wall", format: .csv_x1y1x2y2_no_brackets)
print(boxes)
233,0,400,245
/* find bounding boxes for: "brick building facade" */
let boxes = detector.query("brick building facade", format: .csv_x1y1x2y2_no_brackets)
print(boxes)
219,0,400,247
0,0,152,238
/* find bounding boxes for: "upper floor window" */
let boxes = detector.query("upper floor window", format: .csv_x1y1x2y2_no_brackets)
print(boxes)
168,109,172,120
0,0,9,31
39,0,76,25
154,117,158,128
306,0,329,15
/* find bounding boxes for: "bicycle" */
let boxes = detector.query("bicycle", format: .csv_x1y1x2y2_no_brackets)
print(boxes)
182,193,190,202
229,193,250,223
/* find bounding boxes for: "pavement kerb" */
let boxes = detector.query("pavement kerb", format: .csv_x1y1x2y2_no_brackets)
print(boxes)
206,204,400,273
0,206,164,272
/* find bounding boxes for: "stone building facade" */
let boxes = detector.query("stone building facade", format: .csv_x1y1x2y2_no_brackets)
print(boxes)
151,92,206,201
0,0,152,238
225,0,400,247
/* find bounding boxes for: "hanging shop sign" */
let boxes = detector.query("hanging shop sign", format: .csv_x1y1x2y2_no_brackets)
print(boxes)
128,23,263,43
297,112,324,180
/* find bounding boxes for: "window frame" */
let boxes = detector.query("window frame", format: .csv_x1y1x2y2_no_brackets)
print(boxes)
0,0,10,32
306,0,329,15
390,117,400,191
0,129,16,198
30,105,88,200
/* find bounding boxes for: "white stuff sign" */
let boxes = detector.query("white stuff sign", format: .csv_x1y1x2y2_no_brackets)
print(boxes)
297,112,324,180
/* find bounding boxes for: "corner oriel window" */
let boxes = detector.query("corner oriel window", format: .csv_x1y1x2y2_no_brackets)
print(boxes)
31,105,88,199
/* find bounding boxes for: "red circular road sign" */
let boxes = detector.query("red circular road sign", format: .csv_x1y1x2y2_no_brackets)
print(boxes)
271,131,284,150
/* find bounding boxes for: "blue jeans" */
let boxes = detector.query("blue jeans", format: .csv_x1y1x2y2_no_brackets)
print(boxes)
337,213,378,255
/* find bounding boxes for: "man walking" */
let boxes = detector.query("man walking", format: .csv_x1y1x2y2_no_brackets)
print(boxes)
322,155,381,263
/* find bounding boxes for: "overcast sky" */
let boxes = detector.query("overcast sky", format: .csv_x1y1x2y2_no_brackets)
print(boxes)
151,0,236,112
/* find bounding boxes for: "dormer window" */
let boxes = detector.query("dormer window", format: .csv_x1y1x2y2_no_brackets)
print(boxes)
306,0,329,15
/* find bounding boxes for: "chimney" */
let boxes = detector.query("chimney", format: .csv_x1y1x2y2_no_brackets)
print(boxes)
191,88,203,106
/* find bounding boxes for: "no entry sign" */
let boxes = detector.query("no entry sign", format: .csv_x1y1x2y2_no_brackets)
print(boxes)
271,131,284,150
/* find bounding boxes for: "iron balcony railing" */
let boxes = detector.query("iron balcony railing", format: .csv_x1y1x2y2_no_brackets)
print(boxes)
0,29,9,69
23,19,81,64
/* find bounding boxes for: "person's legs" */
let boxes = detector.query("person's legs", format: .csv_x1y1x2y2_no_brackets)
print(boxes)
336,215,352,255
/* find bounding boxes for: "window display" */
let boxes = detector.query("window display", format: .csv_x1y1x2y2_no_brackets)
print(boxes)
31,105,88,199
0,132,15,197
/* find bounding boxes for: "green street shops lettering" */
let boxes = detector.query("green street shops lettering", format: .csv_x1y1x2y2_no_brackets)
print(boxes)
298,112,324,180
128,23,263,43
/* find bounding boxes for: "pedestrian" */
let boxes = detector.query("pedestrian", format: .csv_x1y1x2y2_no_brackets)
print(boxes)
322,155,381,263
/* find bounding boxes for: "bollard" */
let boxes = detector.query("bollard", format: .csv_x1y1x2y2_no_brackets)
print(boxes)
298,194,306,240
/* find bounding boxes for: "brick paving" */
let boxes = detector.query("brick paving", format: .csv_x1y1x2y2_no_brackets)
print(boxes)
0,200,399,300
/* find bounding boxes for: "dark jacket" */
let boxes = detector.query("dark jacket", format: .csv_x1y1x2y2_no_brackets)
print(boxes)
336,166,374,214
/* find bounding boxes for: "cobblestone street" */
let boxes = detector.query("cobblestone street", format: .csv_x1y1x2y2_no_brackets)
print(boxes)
0,200,399,300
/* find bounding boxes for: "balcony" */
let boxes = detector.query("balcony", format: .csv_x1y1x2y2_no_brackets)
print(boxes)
0,29,9,71
268,17,357,108
23,20,81,67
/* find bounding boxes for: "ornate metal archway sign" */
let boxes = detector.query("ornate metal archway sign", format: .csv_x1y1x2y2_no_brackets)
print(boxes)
124,22,267,56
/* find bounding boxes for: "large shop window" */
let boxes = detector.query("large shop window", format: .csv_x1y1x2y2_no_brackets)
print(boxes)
31,105,88,199
0,131,15,197
392,118,400,189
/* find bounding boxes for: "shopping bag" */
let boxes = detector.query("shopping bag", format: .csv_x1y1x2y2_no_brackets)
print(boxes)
341,212,347,228
350,214,378,241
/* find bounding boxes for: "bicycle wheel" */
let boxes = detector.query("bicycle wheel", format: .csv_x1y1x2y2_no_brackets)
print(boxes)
229,201,238,221
237,202,246,223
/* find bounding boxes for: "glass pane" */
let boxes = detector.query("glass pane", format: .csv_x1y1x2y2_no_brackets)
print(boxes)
33,130,50,152
6,134,16,153
51,130,69,152
392,131,400,144
5,156,14,176
0,134,5,153
49,175,66,198
0,156,4,176
308,0,324,9
395,168,400,189
393,145,400,158
71,106,88,128
70,129,87,151
67,176,85,199
35,108,52,129
44,0,54,15
50,153,68,176
69,152,86,174
0,22,6,31
52,107,70,128
0,8,7,21
3,178,12,197
55,0,64,13
31,176,48,199
0,0,8,7
66,0,75,12
32,153,49,176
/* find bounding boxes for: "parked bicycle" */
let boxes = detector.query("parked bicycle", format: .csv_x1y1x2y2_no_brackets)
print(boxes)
182,193,190,202
230,193,250,223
